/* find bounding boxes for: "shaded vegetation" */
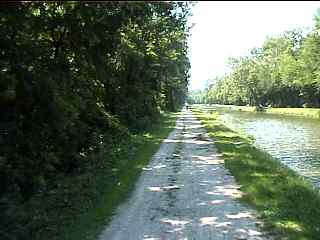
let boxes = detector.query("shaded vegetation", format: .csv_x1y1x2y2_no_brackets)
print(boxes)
192,106,320,240
0,2,191,239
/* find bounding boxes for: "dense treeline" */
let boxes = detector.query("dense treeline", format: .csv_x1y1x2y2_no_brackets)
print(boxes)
189,11,320,107
0,2,191,239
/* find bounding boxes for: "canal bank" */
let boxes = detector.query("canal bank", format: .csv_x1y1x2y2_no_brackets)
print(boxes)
216,105,320,119
191,106,320,240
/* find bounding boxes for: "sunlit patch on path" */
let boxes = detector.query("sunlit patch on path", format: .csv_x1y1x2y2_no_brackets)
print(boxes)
199,217,218,226
192,155,225,165
210,199,225,204
207,184,244,199
160,218,190,226
226,211,254,219
235,228,264,239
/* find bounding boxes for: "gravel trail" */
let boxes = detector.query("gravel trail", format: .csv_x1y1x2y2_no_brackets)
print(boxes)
98,110,271,240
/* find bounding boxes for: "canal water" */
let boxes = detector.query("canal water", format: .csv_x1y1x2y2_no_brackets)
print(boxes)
211,107,320,188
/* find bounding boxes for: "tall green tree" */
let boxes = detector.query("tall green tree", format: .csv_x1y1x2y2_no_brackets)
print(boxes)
0,2,192,239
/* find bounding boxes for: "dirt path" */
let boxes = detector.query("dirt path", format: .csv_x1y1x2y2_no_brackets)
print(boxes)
98,110,271,240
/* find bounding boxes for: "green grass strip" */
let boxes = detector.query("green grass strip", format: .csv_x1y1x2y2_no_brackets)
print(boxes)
265,108,320,119
191,107,320,240
214,104,320,119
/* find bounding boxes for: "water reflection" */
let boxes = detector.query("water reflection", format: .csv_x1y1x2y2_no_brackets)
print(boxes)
219,110,320,188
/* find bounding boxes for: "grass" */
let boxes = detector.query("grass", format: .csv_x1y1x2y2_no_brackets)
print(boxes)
214,104,320,119
191,106,320,240
13,112,180,240
265,108,320,119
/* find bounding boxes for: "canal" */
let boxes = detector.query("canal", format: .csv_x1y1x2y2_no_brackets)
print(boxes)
213,107,320,188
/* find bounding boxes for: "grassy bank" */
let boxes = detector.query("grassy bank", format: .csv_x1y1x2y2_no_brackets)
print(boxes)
265,108,320,119
214,104,320,119
6,112,180,240
191,106,320,240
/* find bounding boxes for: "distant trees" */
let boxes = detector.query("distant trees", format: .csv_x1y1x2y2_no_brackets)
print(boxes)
187,89,207,104
190,10,320,108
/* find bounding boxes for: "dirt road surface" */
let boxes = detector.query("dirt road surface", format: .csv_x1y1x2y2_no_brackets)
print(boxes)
98,110,271,240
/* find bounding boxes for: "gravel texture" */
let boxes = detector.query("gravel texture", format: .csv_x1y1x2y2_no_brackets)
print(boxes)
98,110,271,240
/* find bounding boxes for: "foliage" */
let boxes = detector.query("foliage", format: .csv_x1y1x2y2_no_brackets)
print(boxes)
0,2,191,239
189,10,320,108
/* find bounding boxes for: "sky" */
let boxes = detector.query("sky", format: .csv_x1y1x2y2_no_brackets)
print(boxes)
187,1,320,91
